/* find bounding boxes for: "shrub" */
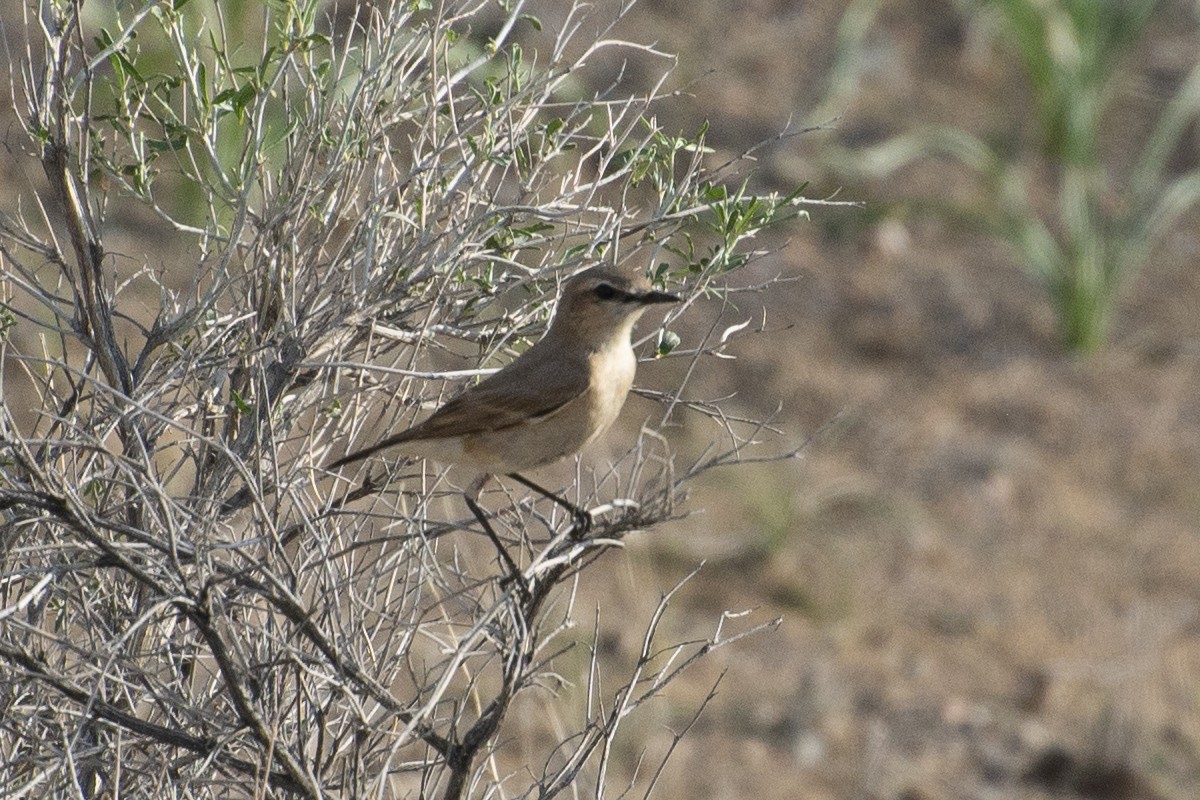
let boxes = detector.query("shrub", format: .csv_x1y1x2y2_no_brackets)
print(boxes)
0,1,810,796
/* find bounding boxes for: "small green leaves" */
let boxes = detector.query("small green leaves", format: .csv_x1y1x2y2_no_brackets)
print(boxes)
230,389,253,415
0,304,15,339
212,83,258,123
145,122,188,153
485,220,554,259
656,329,681,357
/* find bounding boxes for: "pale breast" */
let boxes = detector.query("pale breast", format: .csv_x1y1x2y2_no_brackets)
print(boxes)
584,342,636,442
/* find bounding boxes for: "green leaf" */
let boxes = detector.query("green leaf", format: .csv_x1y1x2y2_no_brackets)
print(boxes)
145,129,189,153
230,389,253,414
656,329,681,357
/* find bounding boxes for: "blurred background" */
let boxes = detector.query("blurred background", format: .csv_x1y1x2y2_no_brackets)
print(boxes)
5,0,1200,797
562,1,1200,797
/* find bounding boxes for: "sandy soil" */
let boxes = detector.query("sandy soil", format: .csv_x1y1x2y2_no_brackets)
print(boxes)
567,1,1200,798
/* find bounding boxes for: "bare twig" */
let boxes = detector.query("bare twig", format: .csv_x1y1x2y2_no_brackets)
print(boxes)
0,1,812,796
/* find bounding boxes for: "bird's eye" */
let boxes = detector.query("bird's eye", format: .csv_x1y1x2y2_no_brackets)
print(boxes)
593,283,618,300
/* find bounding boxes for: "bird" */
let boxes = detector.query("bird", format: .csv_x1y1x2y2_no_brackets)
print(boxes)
328,265,679,551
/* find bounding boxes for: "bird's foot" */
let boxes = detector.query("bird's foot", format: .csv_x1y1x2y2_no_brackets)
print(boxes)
568,507,593,539
506,472,593,538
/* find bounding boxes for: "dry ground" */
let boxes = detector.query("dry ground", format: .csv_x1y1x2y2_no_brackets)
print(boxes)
571,1,1200,798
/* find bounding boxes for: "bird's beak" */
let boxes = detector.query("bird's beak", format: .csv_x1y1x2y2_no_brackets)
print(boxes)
638,289,680,305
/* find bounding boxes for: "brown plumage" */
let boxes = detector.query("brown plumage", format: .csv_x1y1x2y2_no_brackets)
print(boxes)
328,266,678,476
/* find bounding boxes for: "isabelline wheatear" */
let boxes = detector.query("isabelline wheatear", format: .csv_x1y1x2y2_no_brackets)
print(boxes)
329,265,679,548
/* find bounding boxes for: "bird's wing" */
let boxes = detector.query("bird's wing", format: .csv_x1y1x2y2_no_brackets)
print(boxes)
399,350,590,441
327,344,590,470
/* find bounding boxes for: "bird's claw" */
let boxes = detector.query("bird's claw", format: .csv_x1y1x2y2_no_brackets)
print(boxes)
569,507,593,538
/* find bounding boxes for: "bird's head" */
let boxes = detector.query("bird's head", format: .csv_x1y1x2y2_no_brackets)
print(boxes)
548,266,679,347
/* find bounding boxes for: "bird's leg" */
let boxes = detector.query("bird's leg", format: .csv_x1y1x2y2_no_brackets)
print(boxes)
464,476,528,597
506,472,593,537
